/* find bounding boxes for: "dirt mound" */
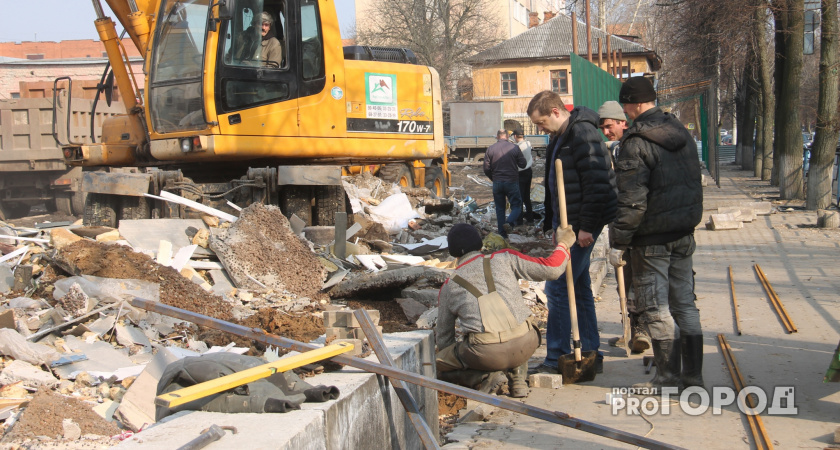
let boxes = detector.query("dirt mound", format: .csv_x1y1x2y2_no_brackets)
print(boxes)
6,389,120,439
240,307,325,344
209,203,326,300
57,240,232,321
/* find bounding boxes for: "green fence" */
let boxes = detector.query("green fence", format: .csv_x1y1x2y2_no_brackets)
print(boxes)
570,53,622,112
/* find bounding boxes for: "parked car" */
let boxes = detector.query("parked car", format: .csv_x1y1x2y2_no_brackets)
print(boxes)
721,134,733,145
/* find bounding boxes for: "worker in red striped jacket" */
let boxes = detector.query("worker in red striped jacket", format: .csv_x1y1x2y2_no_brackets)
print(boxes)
435,223,576,398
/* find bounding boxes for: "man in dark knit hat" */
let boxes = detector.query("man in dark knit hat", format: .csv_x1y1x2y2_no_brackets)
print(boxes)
435,223,575,397
610,76,704,393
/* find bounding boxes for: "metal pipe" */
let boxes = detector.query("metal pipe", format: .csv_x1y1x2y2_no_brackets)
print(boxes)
717,334,773,450
129,298,685,450
571,12,578,56
354,309,439,450
728,266,742,335
597,38,603,69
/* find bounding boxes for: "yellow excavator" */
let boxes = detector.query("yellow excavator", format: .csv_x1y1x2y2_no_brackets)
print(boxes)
58,0,447,226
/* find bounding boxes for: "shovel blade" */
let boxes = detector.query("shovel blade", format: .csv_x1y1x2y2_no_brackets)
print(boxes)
558,351,598,384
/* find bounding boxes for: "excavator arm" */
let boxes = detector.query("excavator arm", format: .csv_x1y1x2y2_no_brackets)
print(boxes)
103,0,159,56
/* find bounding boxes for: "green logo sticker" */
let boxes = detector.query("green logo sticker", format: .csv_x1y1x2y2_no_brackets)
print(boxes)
366,73,397,119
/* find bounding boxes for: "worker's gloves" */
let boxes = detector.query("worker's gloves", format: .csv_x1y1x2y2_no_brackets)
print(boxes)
608,248,626,267
554,226,577,249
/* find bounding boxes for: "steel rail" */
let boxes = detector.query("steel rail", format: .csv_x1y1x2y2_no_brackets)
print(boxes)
717,334,773,450
728,266,742,335
130,298,685,450
753,264,797,333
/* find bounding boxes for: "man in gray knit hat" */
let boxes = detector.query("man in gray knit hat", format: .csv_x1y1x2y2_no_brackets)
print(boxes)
435,223,575,397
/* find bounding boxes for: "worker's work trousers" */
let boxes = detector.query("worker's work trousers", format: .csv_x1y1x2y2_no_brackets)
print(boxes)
436,325,539,373
627,234,702,341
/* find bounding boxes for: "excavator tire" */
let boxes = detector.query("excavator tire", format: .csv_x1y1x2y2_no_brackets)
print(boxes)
119,196,151,221
313,186,354,226
280,186,312,226
378,164,414,188
84,193,118,227
424,166,446,198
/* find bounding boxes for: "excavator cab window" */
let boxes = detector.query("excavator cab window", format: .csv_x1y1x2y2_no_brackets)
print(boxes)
215,0,325,113
149,0,211,133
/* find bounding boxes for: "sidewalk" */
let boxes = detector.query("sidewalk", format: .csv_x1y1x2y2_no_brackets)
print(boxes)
443,164,840,449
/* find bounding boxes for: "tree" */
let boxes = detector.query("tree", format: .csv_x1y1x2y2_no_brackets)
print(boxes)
806,0,840,210
753,0,775,180
355,0,503,100
773,0,805,200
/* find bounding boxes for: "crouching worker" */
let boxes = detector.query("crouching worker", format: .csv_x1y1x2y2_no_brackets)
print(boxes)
435,223,575,397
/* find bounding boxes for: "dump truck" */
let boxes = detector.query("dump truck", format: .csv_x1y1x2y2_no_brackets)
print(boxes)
445,101,548,162
0,95,123,221
57,0,447,227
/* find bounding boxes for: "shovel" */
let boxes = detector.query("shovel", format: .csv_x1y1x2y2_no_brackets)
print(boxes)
617,266,632,358
554,159,598,383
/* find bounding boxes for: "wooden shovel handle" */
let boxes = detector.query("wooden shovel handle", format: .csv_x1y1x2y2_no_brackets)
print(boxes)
554,159,582,362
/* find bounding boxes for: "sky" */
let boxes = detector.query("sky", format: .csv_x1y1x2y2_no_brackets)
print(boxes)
0,0,356,43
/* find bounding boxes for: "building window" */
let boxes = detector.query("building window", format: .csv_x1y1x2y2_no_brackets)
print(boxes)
10,92,20,99
501,72,517,96
551,70,568,94
25,54,44,60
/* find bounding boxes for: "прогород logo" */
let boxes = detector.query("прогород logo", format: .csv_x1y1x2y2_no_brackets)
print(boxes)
607,386,797,416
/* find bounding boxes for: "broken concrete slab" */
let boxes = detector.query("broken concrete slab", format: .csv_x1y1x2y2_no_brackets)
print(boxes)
718,207,756,222
0,360,59,387
52,335,136,380
706,213,743,231
208,269,235,296
95,229,121,242
740,201,773,215
209,203,325,298
328,266,447,299
115,347,180,432
303,226,336,246
415,307,438,329
400,287,439,308
458,399,494,423
0,328,60,365
395,298,428,323
119,219,214,258
115,324,152,352
0,309,15,329
50,228,83,250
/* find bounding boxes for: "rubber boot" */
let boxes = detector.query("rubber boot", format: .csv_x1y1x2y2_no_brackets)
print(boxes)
680,335,705,388
507,363,529,398
629,314,652,354
632,339,682,393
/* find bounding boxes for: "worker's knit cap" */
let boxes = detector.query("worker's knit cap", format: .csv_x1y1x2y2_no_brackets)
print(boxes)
619,76,656,104
448,223,483,257
598,101,626,122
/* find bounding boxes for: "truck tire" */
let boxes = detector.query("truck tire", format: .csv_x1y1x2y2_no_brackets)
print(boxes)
378,164,414,187
0,203,30,220
280,186,312,226
424,166,446,198
84,193,118,227
313,186,354,226
473,153,485,163
71,191,87,216
119,196,151,220
53,194,73,216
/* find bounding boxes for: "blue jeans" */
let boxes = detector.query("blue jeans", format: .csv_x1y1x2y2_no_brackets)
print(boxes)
543,228,603,367
492,181,522,237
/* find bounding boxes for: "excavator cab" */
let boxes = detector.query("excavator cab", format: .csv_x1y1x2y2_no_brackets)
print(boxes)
147,0,325,134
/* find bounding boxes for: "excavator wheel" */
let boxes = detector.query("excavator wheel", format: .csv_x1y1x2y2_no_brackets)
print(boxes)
313,186,354,226
424,166,447,198
119,196,152,221
378,164,414,188
280,186,312,226
84,193,118,227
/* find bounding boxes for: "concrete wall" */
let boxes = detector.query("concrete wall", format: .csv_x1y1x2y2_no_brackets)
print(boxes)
0,60,145,99
115,331,439,450
0,39,141,60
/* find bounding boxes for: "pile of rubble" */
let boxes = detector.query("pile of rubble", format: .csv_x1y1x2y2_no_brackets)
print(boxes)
0,173,554,447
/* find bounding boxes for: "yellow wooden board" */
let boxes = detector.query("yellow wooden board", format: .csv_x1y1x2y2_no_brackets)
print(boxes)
155,342,354,408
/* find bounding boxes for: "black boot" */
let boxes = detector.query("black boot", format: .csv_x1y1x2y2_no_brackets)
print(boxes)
629,313,651,354
633,339,682,393
507,363,529,398
681,335,705,388
439,369,508,394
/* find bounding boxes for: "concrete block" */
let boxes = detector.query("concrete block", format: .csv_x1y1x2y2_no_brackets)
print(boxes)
528,373,562,389
323,310,380,328
416,307,438,329
818,209,840,228
95,229,121,242
303,226,336,246
332,339,364,356
0,360,59,387
706,213,743,231
325,327,362,340
119,219,214,258
395,298,429,323
718,207,756,222
740,201,773,215
457,399,494,422
62,419,82,440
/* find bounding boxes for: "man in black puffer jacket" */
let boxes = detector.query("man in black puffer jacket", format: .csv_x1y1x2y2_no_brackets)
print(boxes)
527,91,617,374
609,77,704,393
